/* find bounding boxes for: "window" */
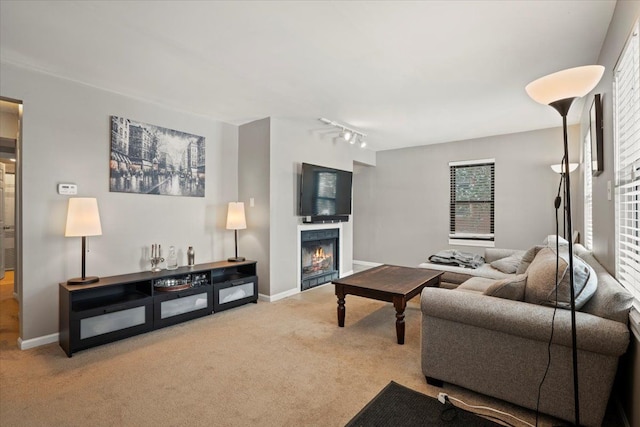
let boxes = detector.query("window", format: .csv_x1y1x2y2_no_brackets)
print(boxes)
584,129,593,250
449,159,495,247
614,20,640,305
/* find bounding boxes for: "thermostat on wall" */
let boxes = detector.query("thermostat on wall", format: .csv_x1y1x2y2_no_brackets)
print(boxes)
58,183,78,195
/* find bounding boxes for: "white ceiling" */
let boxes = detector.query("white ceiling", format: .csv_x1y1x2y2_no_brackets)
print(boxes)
0,1,615,151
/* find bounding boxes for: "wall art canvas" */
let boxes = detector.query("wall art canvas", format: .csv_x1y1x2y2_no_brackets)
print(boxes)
110,116,205,197
589,94,604,176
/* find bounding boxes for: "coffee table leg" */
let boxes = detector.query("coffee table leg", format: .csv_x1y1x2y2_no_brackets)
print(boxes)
336,286,346,327
393,297,407,344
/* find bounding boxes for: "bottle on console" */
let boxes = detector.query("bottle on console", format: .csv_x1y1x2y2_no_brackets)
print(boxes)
187,246,195,267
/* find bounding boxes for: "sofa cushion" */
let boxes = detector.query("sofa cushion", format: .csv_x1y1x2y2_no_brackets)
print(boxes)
524,247,597,310
578,250,634,323
418,262,511,281
484,248,524,264
483,274,527,301
490,253,523,274
516,245,545,275
456,277,496,293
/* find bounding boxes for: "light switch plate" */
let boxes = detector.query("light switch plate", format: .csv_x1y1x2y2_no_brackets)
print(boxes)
58,183,78,195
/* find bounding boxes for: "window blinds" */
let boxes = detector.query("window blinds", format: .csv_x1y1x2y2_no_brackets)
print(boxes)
584,130,593,250
615,20,640,304
449,159,495,242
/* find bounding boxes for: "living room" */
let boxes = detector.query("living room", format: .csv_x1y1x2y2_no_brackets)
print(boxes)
1,1,638,426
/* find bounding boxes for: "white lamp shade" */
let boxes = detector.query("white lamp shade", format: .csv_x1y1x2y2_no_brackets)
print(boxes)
525,65,605,105
226,202,247,230
65,198,102,237
551,163,579,174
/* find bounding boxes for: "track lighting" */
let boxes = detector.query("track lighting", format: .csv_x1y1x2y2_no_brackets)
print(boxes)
319,118,368,149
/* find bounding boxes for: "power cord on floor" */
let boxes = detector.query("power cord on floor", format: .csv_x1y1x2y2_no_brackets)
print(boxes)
438,392,534,427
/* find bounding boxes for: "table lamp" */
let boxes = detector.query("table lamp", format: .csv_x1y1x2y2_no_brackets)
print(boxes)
226,202,246,262
65,197,102,284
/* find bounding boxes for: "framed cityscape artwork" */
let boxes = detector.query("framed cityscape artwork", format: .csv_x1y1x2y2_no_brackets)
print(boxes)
109,116,205,197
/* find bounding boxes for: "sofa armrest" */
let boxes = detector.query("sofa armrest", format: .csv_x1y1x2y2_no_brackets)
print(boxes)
421,288,630,356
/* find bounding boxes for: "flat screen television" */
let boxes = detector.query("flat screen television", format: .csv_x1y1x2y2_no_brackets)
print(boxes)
299,163,353,219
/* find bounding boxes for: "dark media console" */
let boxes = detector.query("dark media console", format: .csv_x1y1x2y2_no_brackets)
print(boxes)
302,215,349,223
59,260,258,357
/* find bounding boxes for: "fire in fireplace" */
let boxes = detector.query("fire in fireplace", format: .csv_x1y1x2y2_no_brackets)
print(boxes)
301,228,339,291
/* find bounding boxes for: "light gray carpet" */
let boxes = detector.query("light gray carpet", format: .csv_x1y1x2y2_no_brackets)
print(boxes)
1,284,571,426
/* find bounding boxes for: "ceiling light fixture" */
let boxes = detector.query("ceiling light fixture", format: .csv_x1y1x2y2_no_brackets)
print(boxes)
319,118,368,149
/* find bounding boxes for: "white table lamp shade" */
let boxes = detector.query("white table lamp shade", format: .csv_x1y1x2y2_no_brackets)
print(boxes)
226,202,246,230
65,198,102,237
551,163,579,174
525,65,604,105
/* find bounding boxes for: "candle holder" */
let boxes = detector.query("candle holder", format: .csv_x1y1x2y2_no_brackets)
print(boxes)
150,243,164,272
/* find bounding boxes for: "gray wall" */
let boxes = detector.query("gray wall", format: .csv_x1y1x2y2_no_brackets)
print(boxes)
353,125,580,266
577,0,640,274
239,117,375,298
238,118,271,295
1,110,19,138
0,62,239,343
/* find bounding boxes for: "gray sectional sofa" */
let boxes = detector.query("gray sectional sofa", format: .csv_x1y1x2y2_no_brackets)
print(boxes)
420,242,633,426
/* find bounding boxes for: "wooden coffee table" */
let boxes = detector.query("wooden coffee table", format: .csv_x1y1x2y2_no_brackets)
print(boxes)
333,265,443,344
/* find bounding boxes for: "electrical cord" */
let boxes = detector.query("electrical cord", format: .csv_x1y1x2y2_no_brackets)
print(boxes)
439,393,532,427
535,158,565,426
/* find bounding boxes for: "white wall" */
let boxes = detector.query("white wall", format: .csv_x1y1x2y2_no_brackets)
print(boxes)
0,62,239,342
353,125,580,266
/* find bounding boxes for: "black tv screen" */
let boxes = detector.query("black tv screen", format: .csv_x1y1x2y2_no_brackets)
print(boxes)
299,163,353,216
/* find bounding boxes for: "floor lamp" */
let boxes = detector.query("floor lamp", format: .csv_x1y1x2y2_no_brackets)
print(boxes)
526,65,604,426
550,162,579,240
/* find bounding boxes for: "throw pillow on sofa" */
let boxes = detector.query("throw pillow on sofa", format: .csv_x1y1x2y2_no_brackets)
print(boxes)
516,245,545,275
524,247,597,309
542,234,569,247
483,274,527,301
490,253,523,274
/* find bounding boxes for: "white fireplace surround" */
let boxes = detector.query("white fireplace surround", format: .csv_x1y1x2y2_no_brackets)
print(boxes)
297,222,345,293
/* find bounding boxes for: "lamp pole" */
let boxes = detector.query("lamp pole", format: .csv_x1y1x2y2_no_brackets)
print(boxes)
549,97,580,427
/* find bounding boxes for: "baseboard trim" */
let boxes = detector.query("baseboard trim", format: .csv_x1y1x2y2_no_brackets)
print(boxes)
18,332,58,350
258,288,300,302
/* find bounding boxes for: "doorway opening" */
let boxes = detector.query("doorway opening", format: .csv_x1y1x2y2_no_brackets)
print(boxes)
0,97,22,348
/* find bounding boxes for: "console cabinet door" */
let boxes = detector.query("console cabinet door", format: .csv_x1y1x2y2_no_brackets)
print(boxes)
70,299,154,356
153,285,213,328
213,276,258,312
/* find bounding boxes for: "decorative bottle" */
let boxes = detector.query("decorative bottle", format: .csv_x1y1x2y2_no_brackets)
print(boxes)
187,246,195,267
166,246,178,270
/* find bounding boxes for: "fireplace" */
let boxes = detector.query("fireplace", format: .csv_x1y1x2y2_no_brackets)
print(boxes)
300,228,339,291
